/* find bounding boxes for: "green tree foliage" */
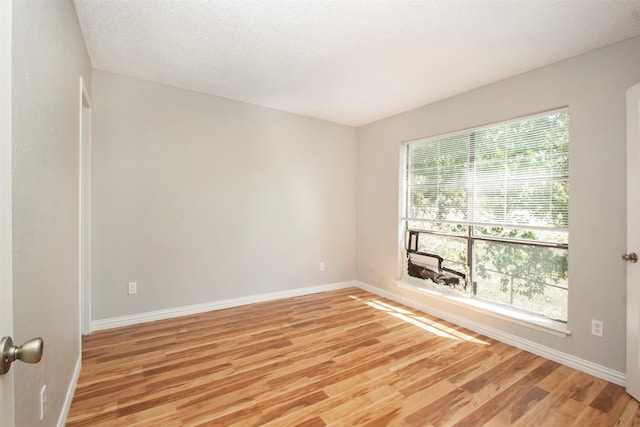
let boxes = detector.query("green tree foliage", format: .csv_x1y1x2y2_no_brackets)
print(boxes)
474,229,568,297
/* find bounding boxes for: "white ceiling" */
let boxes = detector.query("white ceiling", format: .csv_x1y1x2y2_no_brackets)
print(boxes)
73,0,640,127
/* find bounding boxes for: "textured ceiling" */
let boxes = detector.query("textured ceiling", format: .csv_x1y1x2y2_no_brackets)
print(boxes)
73,0,640,127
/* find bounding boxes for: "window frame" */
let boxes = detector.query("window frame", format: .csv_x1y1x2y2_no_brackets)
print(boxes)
398,109,570,335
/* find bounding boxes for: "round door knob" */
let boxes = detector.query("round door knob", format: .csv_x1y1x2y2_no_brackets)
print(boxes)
0,336,44,375
623,252,638,263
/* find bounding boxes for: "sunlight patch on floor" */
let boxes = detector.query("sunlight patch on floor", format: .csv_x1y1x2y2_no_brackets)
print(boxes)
372,299,488,345
350,294,488,344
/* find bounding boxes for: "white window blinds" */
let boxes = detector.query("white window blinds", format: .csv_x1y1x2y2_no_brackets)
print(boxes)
405,108,569,232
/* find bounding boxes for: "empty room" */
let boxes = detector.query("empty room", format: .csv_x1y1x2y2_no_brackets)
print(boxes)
2,0,640,426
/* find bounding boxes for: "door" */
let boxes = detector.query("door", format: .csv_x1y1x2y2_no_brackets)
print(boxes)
0,1,14,425
626,82,640,400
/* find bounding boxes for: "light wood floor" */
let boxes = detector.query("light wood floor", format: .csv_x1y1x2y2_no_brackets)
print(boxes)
67,287,640,426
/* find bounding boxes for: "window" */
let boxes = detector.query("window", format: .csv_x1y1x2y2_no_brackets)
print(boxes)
401,109,569,322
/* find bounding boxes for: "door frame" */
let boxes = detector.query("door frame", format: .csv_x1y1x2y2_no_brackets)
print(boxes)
79,78,92,336
0,0,15,425
627,82,640,401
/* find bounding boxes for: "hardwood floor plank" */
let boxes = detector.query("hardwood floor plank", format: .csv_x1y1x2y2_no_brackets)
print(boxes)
592,382,630,413
615,399,640,426
484,386,550,425
67,287,637,426
397,347,495,397
359,379,459,426
451,359,561,427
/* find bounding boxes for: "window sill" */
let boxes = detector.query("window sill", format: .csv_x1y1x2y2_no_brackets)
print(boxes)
395,280,572,338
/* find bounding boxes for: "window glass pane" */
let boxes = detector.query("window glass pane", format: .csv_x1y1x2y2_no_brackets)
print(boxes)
407,133,469,221
472,240,568,321
472,178,569,229
471,111,569,230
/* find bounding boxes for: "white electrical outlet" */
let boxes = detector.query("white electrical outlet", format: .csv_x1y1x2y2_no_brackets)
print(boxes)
128,281,137,295
319,262,325,272
592,319,604,337
39,385,46,421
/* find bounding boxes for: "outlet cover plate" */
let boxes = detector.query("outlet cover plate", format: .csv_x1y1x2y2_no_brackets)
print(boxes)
592,319,604,337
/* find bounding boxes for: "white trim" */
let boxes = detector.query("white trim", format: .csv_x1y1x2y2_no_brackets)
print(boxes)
396,280,571,338
57,355,82,427
354,280,626,386
625,82,640,399
91,281,353,331
397,143,409,281
0,1,14,426
78,77,92,336
80,78,91,109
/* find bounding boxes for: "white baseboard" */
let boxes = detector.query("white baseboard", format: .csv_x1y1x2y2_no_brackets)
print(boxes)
353,280,626,386
91,281,354,331
57,354,82,427
89,279,625,386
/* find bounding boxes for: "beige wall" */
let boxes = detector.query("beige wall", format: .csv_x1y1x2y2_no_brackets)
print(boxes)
12,0,92,426
356,36,640,373
91,71,357,320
